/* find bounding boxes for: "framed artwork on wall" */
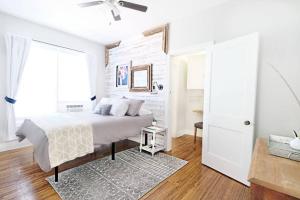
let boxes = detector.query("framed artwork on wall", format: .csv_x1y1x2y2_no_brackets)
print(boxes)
116,61,131,88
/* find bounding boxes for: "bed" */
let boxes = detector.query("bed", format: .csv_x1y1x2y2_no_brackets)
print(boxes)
16,112,153,181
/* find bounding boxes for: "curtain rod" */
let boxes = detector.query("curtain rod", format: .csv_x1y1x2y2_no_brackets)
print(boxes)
32,39,85,53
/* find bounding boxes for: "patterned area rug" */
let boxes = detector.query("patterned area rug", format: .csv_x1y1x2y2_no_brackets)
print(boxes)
47,148,187,200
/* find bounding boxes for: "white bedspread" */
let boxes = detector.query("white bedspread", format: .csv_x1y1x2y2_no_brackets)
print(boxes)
16,112,153,172
31,113,94,168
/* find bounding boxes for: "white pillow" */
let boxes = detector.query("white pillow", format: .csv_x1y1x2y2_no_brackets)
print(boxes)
93,102,102,114
110,100,129,117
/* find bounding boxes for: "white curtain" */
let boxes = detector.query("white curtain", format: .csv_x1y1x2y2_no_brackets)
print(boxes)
5,34,31,141
87,54,98,108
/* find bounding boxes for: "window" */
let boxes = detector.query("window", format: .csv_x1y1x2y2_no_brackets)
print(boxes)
15,42,91,119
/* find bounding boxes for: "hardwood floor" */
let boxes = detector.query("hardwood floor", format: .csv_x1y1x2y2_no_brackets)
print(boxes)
142,135,250,200
0,135,250,200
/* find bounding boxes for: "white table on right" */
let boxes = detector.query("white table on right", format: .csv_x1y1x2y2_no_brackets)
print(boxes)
140,126,166,156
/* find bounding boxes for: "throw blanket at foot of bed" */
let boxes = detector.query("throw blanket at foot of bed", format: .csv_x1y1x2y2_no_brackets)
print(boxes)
47,123,93,168
24,114,94,168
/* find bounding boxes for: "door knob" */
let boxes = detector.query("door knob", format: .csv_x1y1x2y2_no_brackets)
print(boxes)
244,121,251,125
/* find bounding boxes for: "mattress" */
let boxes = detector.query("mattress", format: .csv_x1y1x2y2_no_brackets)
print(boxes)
16,112,153,172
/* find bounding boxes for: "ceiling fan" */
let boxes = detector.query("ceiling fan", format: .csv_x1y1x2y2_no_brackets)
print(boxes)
78,0,148,21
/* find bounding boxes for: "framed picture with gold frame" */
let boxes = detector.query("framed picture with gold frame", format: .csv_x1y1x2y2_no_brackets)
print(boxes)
129,64,152,92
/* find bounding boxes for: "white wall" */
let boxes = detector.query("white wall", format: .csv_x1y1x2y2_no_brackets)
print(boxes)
169,0,300,138
187,54,205,89
0,12,105,142
170,57,188,136
105,33,167,126
104,33,167,145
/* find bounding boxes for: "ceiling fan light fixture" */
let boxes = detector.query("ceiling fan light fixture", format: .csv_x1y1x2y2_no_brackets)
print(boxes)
78,0,148,21
111,9,121,21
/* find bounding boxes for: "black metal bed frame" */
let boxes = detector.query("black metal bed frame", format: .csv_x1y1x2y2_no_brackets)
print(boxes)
54,142,117,182
54,133,148,182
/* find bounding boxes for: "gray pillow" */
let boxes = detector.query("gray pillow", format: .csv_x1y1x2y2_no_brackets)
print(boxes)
95,104,112,115
126,99,145,116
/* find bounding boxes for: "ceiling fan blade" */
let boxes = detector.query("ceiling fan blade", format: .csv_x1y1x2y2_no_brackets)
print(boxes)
118,1,148,12
78,1,104,7
111,10,121,21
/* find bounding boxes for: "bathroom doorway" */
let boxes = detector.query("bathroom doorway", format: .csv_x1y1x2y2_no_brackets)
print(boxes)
167,43,212,146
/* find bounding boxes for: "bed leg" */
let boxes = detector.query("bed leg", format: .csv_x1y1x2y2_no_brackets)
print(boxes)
145,133,148,145
55,166,58,182
112,142,115,160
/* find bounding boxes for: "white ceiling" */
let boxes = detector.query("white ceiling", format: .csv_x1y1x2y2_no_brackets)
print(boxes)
0,0,229,44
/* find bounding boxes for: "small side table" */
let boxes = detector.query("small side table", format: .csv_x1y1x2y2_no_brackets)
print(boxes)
140,126,166,156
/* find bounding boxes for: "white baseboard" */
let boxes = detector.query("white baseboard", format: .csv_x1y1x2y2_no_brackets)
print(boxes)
176,129,202,137
0,139,32,152
176,129,192,137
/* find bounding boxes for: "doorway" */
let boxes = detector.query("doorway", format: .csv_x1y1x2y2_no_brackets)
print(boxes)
167,42,212,148
170,52,207,139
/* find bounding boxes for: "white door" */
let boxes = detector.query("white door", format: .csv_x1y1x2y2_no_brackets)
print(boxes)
202,33,259,186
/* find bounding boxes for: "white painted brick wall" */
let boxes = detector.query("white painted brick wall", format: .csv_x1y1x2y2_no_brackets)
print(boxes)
104,33,167,126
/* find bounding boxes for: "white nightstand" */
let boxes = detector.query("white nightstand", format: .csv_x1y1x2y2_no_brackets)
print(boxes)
140,126,166,156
